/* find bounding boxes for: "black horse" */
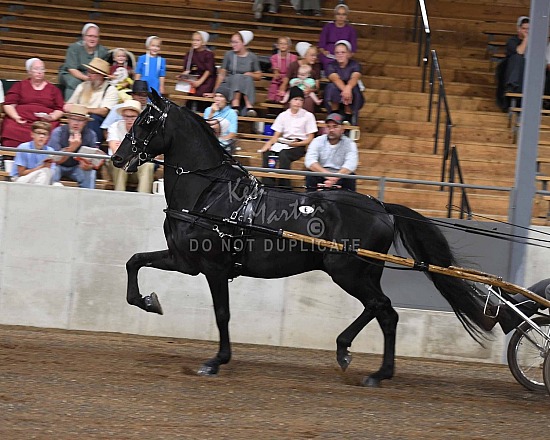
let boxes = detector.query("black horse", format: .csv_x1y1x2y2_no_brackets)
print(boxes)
112,90,492,387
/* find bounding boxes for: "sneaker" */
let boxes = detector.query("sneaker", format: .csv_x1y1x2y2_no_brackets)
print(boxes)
52,182,64,187
246,108,257,117
268,7,277,14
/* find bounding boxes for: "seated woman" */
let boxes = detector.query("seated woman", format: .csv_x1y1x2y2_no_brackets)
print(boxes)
203,85,238,154
258,86,317,188
318,4,358,73
324,40,364,125
281,42,322,114
179,31,216,98
211,30,261,116
1,58,64,148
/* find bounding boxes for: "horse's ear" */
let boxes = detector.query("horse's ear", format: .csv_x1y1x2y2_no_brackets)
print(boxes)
150,88,161,103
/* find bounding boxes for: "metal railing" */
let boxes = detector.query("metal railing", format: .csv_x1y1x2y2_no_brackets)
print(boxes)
413,0,431,92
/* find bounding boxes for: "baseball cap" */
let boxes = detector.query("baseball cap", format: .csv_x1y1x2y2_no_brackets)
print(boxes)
326,113,345,124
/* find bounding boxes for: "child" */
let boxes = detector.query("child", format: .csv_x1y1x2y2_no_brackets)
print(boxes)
281,64,322,105
135,36,166,95
268,36,297,103
109,48,134,101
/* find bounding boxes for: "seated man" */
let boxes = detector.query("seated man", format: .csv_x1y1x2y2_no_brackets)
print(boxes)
49,104,98,189
258,86,317,188
304,113,358,191
64,57,119,143
10,121,57,185
504,16,529,93
107,99,154,193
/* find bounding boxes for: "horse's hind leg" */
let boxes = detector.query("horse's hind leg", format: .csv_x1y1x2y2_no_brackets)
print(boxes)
126,249,179,314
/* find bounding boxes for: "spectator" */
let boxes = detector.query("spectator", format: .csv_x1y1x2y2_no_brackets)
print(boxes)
101,80,149,139
324,40,364,125
10,121,57,185
179,31,216,97
107,100,154,193
108,48,135,100
504,16,529,93
258,86,317,188
135,36,166,95
1,58,64,148
203,85,238,154
318,3,358,73
304,112,358,191
50,104,97,189
64,57,119,143
58,23,109,100
212,31,261,116
253,0,280,20
268,36,297,103
291,0,322,16
281,64,322,105
282,42,322,113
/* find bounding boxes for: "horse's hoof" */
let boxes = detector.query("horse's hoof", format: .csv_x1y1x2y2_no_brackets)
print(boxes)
197,365,218,377
361,376,381,388
144,292,163,315
337,352,352,372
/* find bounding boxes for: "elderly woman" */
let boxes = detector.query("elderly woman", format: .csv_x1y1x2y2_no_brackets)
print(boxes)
318,4,358,72
179,31,216,97
212,30,262,116
280,42,322,113
324,40,364,125
0,58,64,148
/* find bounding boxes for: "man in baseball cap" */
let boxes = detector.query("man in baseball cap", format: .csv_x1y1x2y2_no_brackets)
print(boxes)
304,112,358,191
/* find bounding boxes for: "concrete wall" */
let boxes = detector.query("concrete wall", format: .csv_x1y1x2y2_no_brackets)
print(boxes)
2,182,546,364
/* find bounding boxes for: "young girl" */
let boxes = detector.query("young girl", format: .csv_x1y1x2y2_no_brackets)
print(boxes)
281,64,322,105
268,36,297,103
135,36,166,95
109,48,134,101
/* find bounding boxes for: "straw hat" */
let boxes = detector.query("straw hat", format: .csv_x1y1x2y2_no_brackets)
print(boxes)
116,99,142,115
197,31,210,44
295,42,312,58
83,57,110,76
238,30,254,46
65,104,93,121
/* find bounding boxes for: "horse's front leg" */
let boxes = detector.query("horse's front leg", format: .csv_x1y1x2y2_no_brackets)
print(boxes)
198,274,231,376
126,249,179,314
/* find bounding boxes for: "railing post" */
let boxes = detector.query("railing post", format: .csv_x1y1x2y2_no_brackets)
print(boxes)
427,53,435,121
433,85,442,154
447,147,457,218
377,176,386,201
421,34,430,93
413,0,420,43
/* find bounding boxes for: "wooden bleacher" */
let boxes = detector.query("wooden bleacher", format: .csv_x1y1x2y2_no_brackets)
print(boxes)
2,0,549,222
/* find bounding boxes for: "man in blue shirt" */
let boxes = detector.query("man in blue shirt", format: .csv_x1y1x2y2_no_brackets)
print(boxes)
11,121,57,185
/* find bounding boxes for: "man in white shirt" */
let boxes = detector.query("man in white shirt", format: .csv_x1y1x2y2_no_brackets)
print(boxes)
304,112,358,191
258,86,317,188
107,100,154,193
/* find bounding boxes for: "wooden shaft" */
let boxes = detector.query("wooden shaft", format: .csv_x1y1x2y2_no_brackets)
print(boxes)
281,231,550,309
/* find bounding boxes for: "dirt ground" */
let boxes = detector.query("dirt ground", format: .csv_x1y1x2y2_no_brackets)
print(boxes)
1,325,549,439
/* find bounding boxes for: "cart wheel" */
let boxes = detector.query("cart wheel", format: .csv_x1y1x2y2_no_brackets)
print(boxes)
507,315,550,393
544,349,550,395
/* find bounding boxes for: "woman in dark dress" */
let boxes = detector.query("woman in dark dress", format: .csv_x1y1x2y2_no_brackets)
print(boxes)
1,58,64,148
179,31,216,97
324,40,364,124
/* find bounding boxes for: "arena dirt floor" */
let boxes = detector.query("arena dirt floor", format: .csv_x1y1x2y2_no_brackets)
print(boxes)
1,325,549,439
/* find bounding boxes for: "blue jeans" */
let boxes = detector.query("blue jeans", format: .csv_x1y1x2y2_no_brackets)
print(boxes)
53,165,96,189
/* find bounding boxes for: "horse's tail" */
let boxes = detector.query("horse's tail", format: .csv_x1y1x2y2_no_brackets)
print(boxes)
385,203,488,343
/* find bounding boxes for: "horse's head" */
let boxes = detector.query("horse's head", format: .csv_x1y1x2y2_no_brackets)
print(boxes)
112,89,171,172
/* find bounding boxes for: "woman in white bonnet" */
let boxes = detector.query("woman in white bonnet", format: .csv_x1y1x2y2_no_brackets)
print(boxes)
179,31,216,97
212,30,262,116
280,42,322,113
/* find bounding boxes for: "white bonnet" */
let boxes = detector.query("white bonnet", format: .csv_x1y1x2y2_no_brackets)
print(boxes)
334,39,352,51
295,41,312,58
197,31,210,44
238,30,254,46
25,57,41,73
145,35,160,48
81,23,99,37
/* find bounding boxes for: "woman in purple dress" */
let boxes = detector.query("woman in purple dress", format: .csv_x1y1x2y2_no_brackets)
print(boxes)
324,40,364,124
318,4,358,73
179,31,216,97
